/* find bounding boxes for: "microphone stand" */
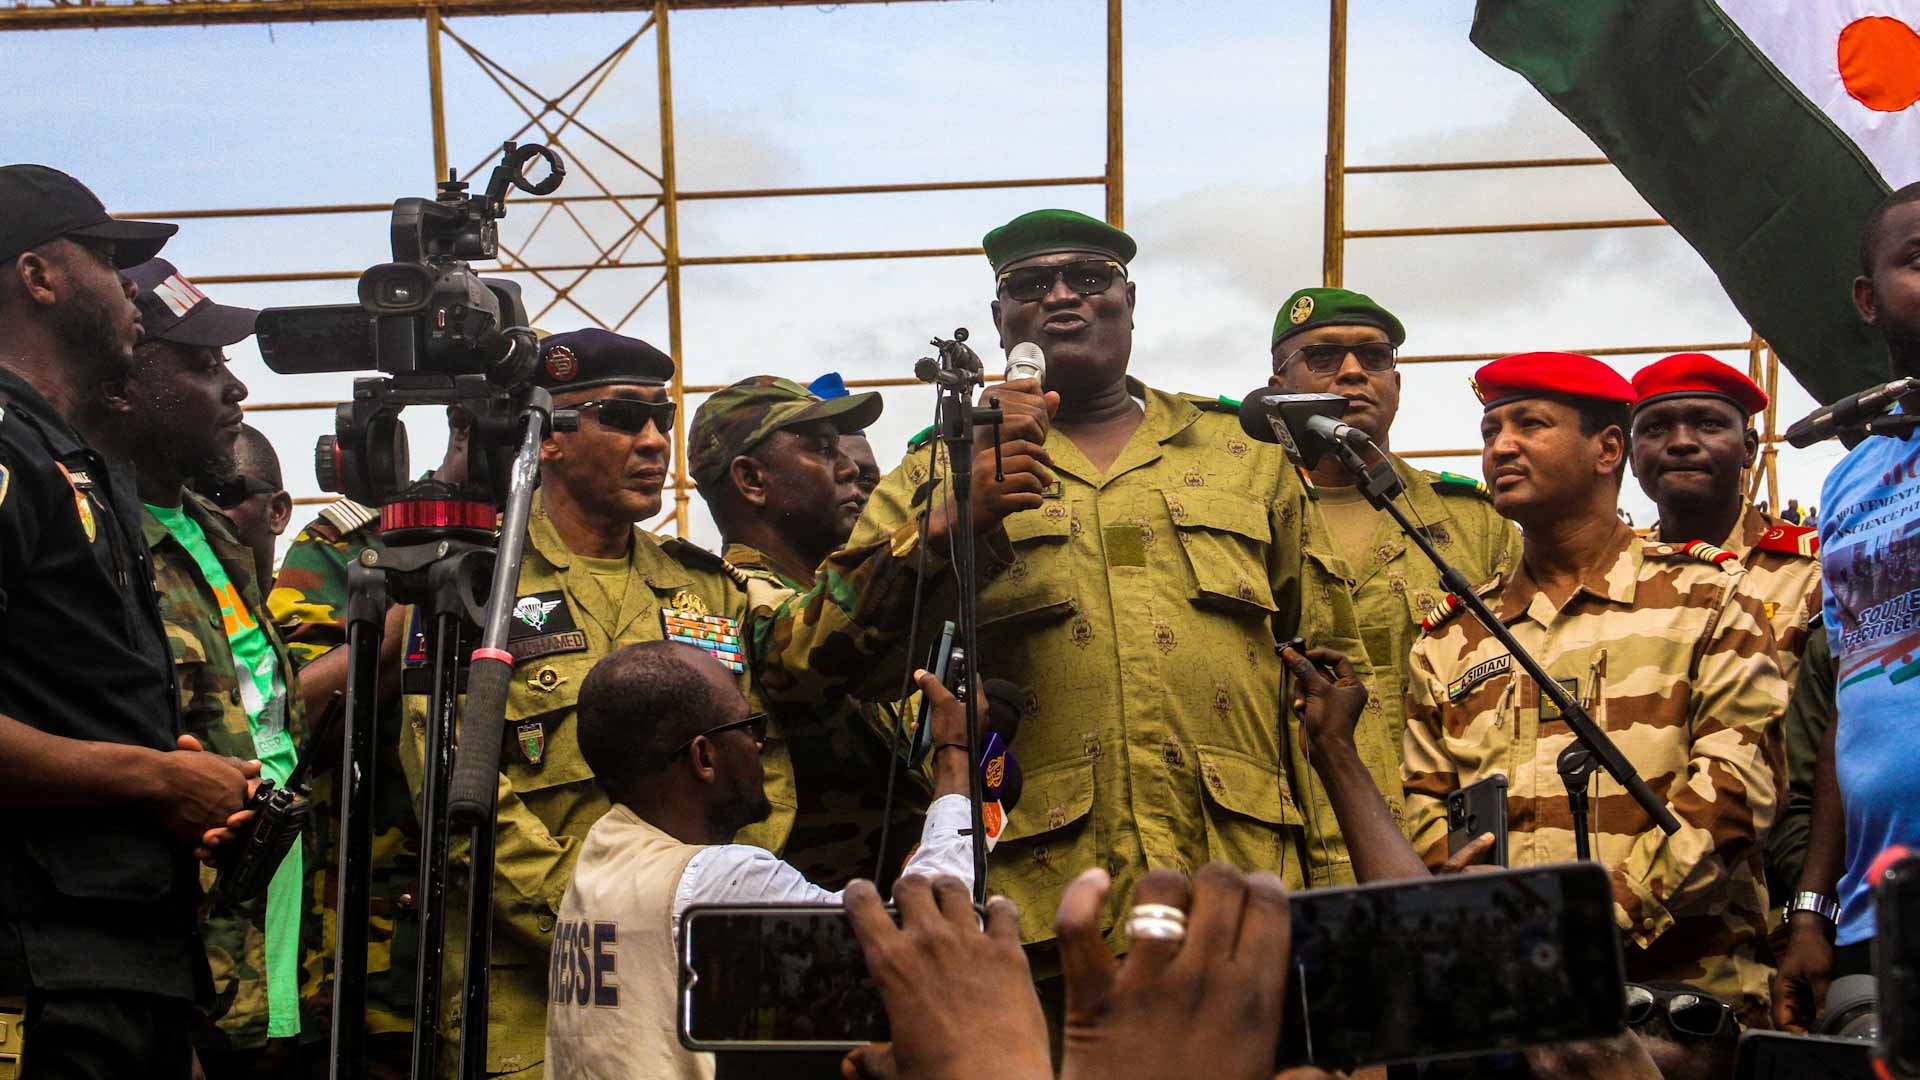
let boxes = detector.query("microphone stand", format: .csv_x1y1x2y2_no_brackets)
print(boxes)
1312,429,1681,858
913,329,1002,904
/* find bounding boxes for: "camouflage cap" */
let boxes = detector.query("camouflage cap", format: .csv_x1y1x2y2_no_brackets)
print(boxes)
690,376,883,489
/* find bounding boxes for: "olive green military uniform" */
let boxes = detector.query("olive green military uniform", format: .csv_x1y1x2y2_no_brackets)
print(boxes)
1403,523,1786,1026
723,541,930,889
823,383,1369,955
266,497,423,1046
397,492,795,1078
144,492,317,1053
1294,459,1519,885
1768,615,1835,901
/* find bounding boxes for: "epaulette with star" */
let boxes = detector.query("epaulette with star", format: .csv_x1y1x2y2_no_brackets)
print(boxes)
1429,471,1493,501
1754,520,1820,558
658,535,749,587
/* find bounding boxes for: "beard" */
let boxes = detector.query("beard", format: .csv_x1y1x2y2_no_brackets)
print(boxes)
52,280,134,386
184,446,240,492
708,780,774,840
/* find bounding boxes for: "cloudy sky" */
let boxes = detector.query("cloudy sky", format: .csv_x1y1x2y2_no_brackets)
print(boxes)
9,0,1851,553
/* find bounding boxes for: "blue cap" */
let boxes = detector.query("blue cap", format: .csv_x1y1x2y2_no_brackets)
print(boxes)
808,372,850,400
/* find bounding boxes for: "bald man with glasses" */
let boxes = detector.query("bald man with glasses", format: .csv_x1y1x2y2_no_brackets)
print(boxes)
1266,287,1519,886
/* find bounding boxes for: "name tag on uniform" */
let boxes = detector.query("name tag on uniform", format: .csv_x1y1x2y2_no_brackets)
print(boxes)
1447,654,1512,701
508,592,588,664
661,607,745,673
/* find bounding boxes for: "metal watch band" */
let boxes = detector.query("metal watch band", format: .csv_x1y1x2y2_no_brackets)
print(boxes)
1783,890,1840,927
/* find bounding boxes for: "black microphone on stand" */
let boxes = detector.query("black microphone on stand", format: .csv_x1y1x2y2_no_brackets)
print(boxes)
1785,377,1919,447
1237,390,1366,467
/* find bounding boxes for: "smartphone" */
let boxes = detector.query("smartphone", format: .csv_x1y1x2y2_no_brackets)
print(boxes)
1275,861,1624,1070
1877,849,1920,1078
679,903,979,1052
1734,1030,1876,1079
906,621,958,768
1444,774,1510,868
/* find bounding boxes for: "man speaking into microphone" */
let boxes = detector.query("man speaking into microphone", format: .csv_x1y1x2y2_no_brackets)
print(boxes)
817,209,1371,990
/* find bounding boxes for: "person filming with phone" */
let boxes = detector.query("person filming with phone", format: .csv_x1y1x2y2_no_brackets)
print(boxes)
543,640,979,1080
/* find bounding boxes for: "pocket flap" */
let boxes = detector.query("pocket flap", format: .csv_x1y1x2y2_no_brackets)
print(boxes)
1000,759,1096,843
1163,490,1272,544
1194,745,1302,826
1004,506,1073,544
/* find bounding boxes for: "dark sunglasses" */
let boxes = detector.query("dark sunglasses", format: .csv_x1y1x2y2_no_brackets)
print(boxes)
676,711,768,754
1275,342,1398,376
577,397,675,435
996,259,1125,303
1624,983,1734,1039
200,475,279,509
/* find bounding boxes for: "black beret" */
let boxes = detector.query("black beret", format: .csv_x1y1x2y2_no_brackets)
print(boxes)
533,328,674,392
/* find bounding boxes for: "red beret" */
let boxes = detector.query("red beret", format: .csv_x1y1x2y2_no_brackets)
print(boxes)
1630,353,1768,416
1471,352,1637,410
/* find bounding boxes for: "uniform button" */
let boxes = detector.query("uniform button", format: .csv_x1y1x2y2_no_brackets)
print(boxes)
397,892,416,911
1641,917,1653,930
537,914,556,933
229,688,241,705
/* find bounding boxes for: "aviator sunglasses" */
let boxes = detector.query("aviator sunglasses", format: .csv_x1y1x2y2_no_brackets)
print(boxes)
996,259,1126,303
1275,342,1399,376
574,397,676,435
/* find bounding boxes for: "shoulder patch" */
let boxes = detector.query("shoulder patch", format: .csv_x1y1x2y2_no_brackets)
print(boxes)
317,497,380,538
0,462,8,509
658,534,748,587
1650,539,1742,571
1430,471,1492,500
1755,521,1820,558
906,424,936,452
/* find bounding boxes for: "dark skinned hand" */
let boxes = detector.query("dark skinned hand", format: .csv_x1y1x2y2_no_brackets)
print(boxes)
843,876,1051,1080
154,733,257,851
1057,863,1293,1080
1280,645,1368,757
1771,917,1835,1032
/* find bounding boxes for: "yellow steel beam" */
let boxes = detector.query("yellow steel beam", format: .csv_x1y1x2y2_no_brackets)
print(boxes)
1345,157,1612,174
655,0,689,533
1346,217,1666,240
1321,0,1346,287
1104,0,1123,228
0,0,944,31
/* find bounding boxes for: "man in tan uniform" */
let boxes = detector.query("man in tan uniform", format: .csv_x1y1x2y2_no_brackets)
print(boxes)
1404,352,1786,1026
831,210,1370,961
1267,286,1519,883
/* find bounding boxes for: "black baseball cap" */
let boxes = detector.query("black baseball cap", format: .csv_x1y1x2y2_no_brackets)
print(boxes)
0,164,176,268
124,258,258,347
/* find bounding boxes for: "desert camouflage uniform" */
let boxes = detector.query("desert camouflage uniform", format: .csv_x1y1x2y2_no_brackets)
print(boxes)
1721,506,1822,686
145,492,316,1052
765,383,1370,956
723,541,930,890
395,492,795,1078
1403,522,1786,1026
1294,458,1519,885
266,498,422,1042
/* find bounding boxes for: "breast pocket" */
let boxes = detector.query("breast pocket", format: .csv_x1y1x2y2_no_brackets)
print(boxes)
991,759,1098,943
1195,744,1304,874
980,505,1077,629
1163,490,1279,618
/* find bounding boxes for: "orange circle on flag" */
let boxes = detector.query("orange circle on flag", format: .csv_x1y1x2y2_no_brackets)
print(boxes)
1838,16,1920,113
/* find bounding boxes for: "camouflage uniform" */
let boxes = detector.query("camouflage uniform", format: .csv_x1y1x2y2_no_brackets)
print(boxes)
396,492,796,1078
723,541,930,890
1403,522,1786,1025
1720,505,1822,685
266,497,422,1041
1294,459,1519,885
144,492,316,1053
772,383,1370,956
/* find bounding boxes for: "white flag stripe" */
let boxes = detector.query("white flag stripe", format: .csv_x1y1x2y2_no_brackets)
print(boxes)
1715,0,1920,188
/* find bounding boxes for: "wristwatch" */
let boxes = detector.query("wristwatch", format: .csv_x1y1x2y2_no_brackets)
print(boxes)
1783,891,1840,929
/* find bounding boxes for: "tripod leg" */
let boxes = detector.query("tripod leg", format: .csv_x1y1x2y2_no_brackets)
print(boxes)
412,611,465,1080
329,563,387,1080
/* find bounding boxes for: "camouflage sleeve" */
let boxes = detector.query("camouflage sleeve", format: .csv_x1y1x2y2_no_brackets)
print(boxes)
1611,578,1785,948
268,521,355,668
752,447,956,706
1768,622,1835,896
1400,637,1458,867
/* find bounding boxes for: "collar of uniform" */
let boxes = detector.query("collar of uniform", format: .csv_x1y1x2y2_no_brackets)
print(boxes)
142,490,261,598
1729,503,1775,556
0,365,87,456
1044,380,1200,487
718,540,804,588
1494,520,1639,624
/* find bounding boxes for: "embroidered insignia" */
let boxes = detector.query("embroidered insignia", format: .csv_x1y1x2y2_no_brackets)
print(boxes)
1070,616,1094,648
543,345,578,382
510,629,588,664
527,666,567,694
1152,619,1177,654
516,720,546,766
1182,467,1205,487
1225,436,1250,458
662,607,745,673
1764,601,1779,622
1447,653,1511,701
1755,522,1821,557
513,595,563,631
671,590,710,616
1043,503,1067,521
54,462,94,542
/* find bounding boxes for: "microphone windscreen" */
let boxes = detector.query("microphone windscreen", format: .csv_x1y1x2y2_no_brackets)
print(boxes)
1006,341,1046,382
998,753,1024,813
1237,388,1287,444
984,678,1025,745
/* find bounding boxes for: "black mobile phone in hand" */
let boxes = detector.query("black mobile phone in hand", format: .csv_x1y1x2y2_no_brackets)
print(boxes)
1734,1031,1876,1080
1275,861,1624,1070
906,621,958,769
1445,774,1510,868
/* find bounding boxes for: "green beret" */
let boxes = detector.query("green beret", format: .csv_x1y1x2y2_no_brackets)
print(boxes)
689,376,883,490
982,209,1136,272
1269,287,1406,350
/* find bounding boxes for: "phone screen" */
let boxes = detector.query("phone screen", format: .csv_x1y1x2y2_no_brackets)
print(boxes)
1277,861,1625,1069
681,906,891,1050
1733,1030,1876,1079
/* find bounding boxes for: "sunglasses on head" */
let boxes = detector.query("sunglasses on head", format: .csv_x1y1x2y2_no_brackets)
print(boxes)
996,259,1125,303
1624,983,1734,1040
576,397,675,435
1275,342,1398,376
675,711,769,754
200,475,279,509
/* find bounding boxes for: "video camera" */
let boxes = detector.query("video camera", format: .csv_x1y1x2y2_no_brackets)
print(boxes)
254,141,564,511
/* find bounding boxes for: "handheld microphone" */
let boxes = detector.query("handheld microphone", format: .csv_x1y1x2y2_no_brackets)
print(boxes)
982,678,1025,813
1005,342,1046,386
1785,377,1919,447
1236,389,1364,468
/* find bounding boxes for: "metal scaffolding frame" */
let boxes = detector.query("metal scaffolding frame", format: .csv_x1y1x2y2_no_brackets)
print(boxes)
1319,0,1785,509
3,0,1126,529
